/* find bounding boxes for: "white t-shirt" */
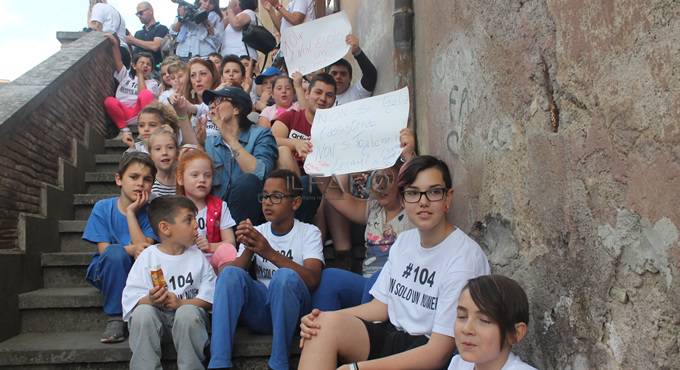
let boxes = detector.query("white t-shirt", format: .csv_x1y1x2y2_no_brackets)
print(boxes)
280,0,316,33
447,353,538,370
370,228,490,337
334,82,372,106
90,3,128,48
221,9,258,59
121,244,216,321
236,219,324,287
159,89,174,105
113,67,161,108
196,200,236,237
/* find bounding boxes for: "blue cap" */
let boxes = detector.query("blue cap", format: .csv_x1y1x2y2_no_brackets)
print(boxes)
254,67,282,85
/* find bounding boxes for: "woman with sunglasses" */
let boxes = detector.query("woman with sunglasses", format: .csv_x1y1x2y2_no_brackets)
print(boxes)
311,128,416,311
298,155,491,370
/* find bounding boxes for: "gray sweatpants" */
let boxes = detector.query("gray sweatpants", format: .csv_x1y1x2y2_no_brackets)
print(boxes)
128,304,209,370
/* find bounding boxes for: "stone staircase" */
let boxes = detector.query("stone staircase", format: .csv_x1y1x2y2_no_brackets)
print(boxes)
0,137,292,370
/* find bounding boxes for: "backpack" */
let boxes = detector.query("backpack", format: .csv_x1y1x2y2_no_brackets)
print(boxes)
242,16,277,55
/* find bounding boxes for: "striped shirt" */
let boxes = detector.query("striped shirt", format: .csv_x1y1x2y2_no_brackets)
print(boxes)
151,179,176,198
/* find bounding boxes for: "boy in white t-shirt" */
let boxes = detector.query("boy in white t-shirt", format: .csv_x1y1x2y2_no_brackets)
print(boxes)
209,169,324,370
122,196,216,370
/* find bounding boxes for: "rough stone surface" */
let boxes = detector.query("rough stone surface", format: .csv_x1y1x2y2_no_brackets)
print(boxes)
348,0,680,368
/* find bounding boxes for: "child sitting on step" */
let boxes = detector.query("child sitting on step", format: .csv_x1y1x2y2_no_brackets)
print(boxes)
447,275,537,370
122,195,216,370
147,126,179,198
83,152,157,343
176,149,237,271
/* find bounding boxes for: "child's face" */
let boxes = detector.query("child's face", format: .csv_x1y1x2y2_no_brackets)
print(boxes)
179,158,213,201
138,112,163,141
261,178,298,223
240,58,251,72
455,289,509,368
135,56,153,78
115,162,154,203
166,207,199,247
370,168,399,207
149,134,178,173
222,62,243,87
209,56,222,74
171,70,187,92
401,167,453,232
272,78,293,107
161,65,173,86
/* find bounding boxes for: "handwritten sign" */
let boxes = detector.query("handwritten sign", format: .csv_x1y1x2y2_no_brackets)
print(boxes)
304,87,410,176
280,11,352,76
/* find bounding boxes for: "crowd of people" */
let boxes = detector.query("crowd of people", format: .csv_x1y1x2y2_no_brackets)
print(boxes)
83,1,539,369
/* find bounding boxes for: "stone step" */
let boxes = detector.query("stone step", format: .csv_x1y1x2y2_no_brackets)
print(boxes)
104,139,128,154
42,252,91,288
0,329,292,369
85,172,117,194
73,194,116,221
18,287,105,333
59,220,92,252
95,154,122,172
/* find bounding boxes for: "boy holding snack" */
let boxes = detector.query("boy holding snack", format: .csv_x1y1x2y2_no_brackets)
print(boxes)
122,196,216,370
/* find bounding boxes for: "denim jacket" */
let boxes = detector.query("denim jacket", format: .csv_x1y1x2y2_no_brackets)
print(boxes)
205,125,278,199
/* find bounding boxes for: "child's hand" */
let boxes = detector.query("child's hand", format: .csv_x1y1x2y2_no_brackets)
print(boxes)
121,131,135,148
236,220,275,259
346,34,361,55
299,308,322,348
292,71,303,88
127,190,149,215
125,242,150,258
195,236,212,252
148,285,168,306
164,292,180,310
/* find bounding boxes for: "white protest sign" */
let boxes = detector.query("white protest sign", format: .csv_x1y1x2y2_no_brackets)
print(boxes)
280,11,352,76
304,87,410,176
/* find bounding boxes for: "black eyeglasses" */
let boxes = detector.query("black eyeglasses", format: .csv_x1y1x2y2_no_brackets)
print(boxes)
258,192,296,204
402,187,448,203
136,8,150,16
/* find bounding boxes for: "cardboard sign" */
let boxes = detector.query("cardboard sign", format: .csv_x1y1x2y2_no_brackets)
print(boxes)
280,11,352,76
304,87,410,176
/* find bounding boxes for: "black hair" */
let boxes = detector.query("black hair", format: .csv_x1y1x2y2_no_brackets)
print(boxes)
329,58,353,79
239,0,258,11
148,195,198,237
309,72,337,94
129,52,154,77
465,275,530,348
196,0,222,19
208,52,222,60
117,151,157,179
397,155,452,193
221,54,246,76
265,169,303,198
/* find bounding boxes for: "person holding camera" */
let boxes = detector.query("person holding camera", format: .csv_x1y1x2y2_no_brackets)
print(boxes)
172,0,224,61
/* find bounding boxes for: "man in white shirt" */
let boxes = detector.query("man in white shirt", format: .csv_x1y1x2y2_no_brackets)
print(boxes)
329,34,378,106
263,0,315,33
89,0,130,67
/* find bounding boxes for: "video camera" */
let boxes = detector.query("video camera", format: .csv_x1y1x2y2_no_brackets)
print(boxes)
171,0,208,24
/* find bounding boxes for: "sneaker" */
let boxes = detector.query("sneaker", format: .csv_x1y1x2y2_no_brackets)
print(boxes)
100,317,128,343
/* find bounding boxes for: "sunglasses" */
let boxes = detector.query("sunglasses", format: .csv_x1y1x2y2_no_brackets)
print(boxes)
136,8,150,16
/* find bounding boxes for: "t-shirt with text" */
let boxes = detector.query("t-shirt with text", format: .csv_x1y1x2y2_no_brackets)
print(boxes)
113,67,160,107
196,200,236,238
236,219,324,287
369,228,490,337
121,244,216,321
276,109,311,170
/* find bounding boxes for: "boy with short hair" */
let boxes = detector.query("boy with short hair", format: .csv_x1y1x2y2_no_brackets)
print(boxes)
84,151,158,343
208,169,324,370
122,196,216,370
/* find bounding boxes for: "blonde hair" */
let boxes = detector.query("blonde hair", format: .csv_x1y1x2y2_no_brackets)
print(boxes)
138,101,179,136
147,126,179,151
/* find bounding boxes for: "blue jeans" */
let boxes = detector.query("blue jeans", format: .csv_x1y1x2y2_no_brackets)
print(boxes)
209,267,311,370
311,268,381,311
226,173,264,225
85,244,133,316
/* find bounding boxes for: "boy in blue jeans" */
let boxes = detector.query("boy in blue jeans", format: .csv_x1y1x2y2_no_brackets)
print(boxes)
123,196,216,370
84,152,157,343
209,169,324,370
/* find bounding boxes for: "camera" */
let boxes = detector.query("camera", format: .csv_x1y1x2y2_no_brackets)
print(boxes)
171,0,209,24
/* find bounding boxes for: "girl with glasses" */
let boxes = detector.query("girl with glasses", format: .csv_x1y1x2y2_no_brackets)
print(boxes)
298,155,491,370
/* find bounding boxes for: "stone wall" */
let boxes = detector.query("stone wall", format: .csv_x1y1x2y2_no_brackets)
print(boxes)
0,32,113,340
0,32,113,250
348,0,680,369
